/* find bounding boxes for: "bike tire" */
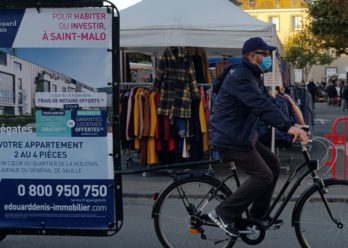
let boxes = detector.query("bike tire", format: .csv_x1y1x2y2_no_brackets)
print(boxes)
293,179,348,248
153,175,236,248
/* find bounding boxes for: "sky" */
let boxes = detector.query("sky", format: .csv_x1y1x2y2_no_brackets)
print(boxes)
109,0,142,10
0,1,140,89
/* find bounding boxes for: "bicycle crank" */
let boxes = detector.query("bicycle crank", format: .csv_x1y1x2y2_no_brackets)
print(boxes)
235,218,265,245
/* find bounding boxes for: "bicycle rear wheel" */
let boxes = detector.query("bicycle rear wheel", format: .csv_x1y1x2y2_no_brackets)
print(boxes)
293,179,348,248
153,176,236,248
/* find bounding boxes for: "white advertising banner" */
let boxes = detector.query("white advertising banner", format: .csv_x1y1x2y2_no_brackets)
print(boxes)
35,92,108,108
11,8,112,48
0,133,112,180
263,58,282,87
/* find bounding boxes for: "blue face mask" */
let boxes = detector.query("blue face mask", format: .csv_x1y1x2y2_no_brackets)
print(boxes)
258,56,272,72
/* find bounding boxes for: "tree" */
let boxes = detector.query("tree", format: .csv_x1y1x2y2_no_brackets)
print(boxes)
284,27,335,81
307,0,348,55
127,52,151,63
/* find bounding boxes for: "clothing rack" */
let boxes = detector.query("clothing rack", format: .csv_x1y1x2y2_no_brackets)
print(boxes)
118,81,213,176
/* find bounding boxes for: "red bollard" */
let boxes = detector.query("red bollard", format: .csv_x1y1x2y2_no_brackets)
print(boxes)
325,117,348,180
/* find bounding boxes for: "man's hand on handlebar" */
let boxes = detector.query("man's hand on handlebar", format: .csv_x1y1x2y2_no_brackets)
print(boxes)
288,125,309,144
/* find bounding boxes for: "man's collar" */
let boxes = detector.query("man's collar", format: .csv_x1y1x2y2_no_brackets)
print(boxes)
242,57,262,75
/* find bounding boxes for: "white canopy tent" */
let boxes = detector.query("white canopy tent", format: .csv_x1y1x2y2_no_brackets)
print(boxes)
119,0,283,152
120,0,282,56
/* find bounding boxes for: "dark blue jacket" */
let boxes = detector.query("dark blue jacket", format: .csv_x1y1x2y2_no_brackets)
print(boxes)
209,58,292,151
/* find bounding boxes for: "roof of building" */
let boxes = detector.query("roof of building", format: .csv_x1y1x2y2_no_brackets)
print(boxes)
97,87,112,94
240,0,307,10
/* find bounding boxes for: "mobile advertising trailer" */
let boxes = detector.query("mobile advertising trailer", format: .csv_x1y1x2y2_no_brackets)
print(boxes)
0,0,123,240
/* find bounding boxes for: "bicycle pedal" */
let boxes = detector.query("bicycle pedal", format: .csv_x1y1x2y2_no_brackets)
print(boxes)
268,224,281,230
268,221,283,230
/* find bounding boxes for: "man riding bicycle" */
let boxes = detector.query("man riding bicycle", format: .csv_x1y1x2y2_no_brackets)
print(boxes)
208,37,308,237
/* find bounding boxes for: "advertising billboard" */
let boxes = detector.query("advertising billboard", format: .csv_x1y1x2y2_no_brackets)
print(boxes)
0,5,117,230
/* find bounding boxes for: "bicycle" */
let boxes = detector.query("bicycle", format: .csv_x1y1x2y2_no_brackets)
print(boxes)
151,136,348,248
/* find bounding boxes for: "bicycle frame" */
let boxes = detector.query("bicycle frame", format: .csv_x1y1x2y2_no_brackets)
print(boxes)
264,145,321,227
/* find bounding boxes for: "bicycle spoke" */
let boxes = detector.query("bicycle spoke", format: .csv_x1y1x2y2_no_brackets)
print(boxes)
154,212,187,222
171,227,188,238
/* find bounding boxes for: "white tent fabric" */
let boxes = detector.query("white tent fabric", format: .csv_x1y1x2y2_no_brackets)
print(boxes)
120,0,280,56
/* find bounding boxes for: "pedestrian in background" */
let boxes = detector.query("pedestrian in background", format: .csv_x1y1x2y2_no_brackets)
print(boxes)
307,79,317,108
327,81,338,106
342,81,348,112
338,80,344,107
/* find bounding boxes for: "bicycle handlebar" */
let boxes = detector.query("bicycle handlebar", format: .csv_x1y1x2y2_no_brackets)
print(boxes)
300,124,310,133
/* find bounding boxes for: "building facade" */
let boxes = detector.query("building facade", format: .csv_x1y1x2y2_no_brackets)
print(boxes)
0,51,96,116
244,8,308,45
241,0,348,83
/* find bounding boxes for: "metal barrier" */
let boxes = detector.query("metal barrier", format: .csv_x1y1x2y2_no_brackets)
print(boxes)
325,116,348,179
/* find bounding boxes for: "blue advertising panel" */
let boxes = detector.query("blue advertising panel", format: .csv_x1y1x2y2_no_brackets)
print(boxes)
0,6,115,230
71,110,107,137
0,179,114,228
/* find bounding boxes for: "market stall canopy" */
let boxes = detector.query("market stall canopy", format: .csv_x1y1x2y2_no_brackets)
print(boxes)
120,0,281,56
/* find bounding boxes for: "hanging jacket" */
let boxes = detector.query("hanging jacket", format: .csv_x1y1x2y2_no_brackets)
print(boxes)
209,58,293,151
153,47,200,121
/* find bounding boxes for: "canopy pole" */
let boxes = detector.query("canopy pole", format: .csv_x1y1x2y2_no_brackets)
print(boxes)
151,52,158,80
271,49,276,153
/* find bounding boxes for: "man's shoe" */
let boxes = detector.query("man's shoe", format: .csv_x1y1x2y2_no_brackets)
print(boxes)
208,210,239,237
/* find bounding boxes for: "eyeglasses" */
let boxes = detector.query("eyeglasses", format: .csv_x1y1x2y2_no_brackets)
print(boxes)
254,51,269,57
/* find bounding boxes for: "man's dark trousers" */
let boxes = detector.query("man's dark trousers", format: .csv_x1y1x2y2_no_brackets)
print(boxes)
216,141,280,221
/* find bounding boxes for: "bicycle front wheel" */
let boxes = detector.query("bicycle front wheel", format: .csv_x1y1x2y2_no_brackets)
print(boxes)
153,176,236,248
293,179,348,248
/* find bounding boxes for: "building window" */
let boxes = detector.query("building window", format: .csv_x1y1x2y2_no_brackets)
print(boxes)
18,78,22,89
0,51,7,66
52,84,57,92
249,0,256,8
292,16,303,31
275,0,280,7
37,80,51,92
18,107,23,115
14,61,22,71
18,92,23,104
0,72,15,104
0,106,14,115
43,80,50,92
68,87,76,92
269,16,280,31
62,87,67,92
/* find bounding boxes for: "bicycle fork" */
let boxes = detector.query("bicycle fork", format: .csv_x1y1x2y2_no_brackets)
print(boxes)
314,177,344,229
